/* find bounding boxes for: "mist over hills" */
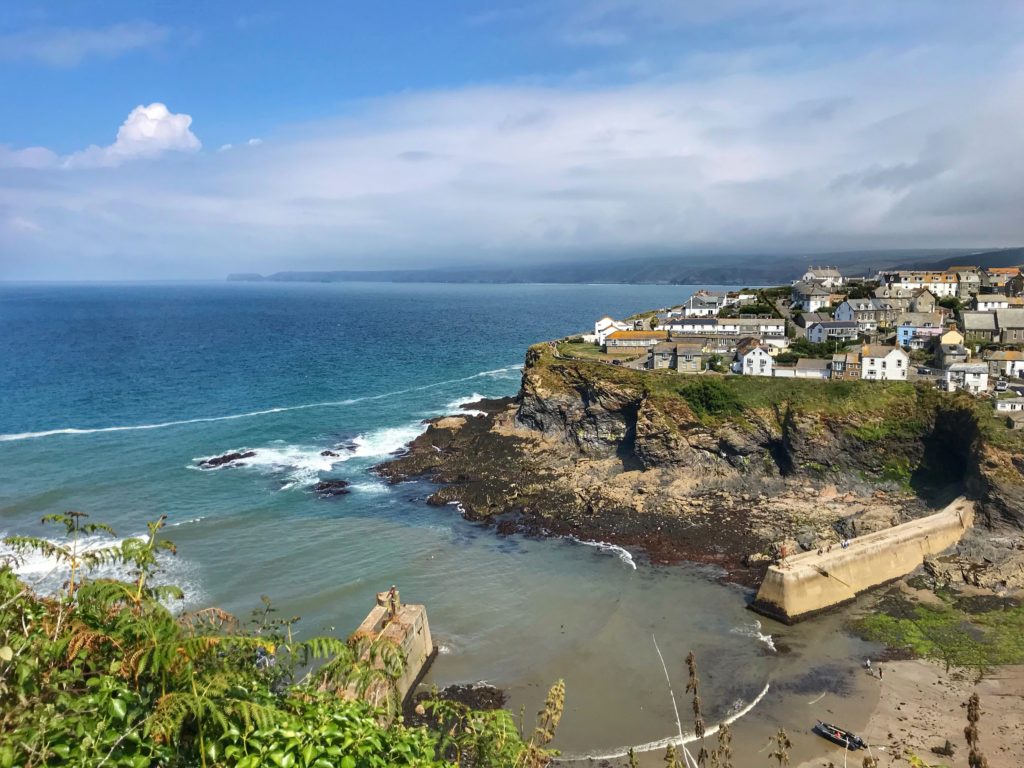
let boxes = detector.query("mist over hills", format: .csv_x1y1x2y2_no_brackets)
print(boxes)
228,247,1024,286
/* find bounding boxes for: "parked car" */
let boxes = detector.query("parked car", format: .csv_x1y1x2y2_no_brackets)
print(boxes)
996,378,1008,392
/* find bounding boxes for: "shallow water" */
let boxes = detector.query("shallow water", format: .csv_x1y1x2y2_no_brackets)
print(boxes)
0,282,882,766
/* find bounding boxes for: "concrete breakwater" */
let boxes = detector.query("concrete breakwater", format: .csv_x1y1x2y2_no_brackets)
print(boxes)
751,498,974,623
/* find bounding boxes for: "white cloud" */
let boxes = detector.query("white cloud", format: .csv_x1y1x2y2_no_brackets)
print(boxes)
0,22,169,67
2,4,1024,279
63,103,201,168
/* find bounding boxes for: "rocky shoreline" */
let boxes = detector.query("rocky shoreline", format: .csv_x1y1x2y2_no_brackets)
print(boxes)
376,345,1024,594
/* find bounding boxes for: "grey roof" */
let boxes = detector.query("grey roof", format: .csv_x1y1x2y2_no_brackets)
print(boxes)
792,281,831,296
795,358,831,371
735,317,784,327
896,312,944,327
809,320,858,330
996,307,1024,329
945,363,989,374
962,311,997,331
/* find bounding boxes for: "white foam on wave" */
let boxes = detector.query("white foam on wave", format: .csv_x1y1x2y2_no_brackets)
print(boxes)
444,392,487,416
194,422,426,489
348,423,428,460
168,516,206,527
472,366,522,379
566,536,637,570
348,481,390,495
0,531,206,607
730,619,777,652
0,364,524,444
193,444,344,488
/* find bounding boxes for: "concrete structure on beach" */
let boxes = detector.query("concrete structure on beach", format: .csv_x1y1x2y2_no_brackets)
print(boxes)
350,588,435,707
751,498,974,623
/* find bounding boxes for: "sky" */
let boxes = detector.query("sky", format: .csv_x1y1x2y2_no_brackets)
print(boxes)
1,1,1023,280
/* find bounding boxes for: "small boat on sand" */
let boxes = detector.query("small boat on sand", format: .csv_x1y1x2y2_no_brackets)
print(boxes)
813,721,867,750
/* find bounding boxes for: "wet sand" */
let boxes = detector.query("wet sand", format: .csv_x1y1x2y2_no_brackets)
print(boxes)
796,660,1024,768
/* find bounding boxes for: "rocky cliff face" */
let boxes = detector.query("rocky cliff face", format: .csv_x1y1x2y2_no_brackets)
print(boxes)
379,346,1024,586
515,346,1024,532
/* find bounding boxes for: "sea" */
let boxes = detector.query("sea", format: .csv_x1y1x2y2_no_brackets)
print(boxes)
0,281,882,766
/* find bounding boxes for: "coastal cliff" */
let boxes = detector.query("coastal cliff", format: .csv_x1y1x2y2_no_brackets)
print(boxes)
378,344,1024,587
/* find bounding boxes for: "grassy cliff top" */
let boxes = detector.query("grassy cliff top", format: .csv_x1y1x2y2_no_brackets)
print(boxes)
528,342,1024,451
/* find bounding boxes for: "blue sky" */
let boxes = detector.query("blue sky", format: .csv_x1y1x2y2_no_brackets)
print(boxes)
2,1,1024,279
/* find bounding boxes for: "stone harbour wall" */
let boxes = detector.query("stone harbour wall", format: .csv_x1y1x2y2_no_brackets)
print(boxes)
751,497,974,624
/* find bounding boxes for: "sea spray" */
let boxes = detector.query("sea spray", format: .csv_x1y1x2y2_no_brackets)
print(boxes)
730,620,777,652
565,536,637,569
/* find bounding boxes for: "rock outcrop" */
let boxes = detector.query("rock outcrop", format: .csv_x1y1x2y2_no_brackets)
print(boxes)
377,344,1024,586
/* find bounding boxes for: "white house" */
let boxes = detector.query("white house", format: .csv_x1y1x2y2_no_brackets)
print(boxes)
800,266,844,289
595,316,630,345
860,345,909,381
681,292,726,317
995,395,1024,413
975,296,1010,312
737,342,774,377
807,321,860,345
983,350,1024,379
794,358,832,379
943,363,989,394
791,281,832,312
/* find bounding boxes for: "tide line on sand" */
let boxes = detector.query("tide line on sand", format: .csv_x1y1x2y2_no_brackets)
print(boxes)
553,680,772,762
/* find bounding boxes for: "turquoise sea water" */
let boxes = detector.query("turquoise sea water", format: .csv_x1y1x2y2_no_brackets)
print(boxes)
0,282,878,764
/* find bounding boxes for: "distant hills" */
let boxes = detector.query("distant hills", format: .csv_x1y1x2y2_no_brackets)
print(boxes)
228,247,1024,286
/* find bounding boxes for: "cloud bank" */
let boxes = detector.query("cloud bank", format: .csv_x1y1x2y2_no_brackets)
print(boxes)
1,6,1023,279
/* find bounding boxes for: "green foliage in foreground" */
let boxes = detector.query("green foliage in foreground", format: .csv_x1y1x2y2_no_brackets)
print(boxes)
855,594,1024,674
0,513,550,768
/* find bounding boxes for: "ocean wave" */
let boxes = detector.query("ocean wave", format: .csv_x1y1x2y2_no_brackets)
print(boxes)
349,423,427,459
0,364,523,443
443,392,487,416
0,531,205,606
168,516,206,528
347,481,390,494
730,620,777,652
566,536,637,570
193,444,343,487
194,423,426,488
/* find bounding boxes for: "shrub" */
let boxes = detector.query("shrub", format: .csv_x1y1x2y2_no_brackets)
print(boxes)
679,378,743,419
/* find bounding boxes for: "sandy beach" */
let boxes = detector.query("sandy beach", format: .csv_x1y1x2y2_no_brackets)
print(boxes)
797,660,1024,768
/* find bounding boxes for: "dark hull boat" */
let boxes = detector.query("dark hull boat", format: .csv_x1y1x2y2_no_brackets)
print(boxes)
813,721,867,750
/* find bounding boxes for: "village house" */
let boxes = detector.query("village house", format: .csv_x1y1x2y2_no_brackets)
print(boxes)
806,320,860,345
935,327,965,348
795,312,830,337
831,351,862,381
954,269,982,299
937,344,969,368
895,312,945,348
734,317,786,339
961,311,999,344
790,281,832,313
604,330,667,350
736,339,774,377
668,333,742,356
981,267,1022,292
995,394,1024,413
975,295,1011,312
1007,274,1024,298
995,308,1024,344
909,288,938,313
880,270,959,298
800,266,844,289
984,350,1024,379
648,342,707,373
594,316,630,344
874,284,914,300
861,344,909,381
680,292,727,317
833,298,902,332
943,363,989,394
